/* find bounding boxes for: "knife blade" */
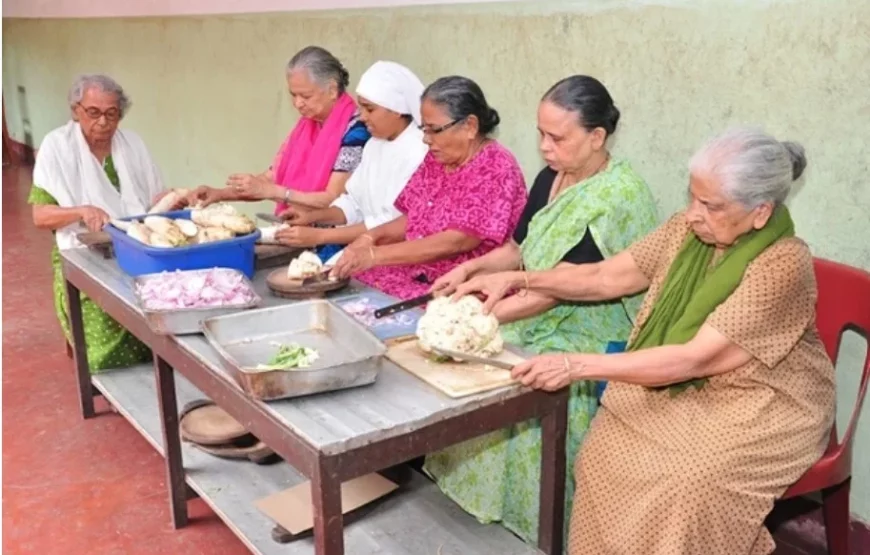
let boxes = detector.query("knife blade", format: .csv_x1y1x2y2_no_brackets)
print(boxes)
430,347,516,371
374,293,433,319
256,212,284,224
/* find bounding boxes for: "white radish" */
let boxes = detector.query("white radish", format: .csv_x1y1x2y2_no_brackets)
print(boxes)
148,188,187,214
258,224,287,244
126,222,152,245
143,216,186,245
149,233,175,248
174,218,198,238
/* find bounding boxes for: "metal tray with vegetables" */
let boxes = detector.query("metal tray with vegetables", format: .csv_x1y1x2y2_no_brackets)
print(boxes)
201,300,387,401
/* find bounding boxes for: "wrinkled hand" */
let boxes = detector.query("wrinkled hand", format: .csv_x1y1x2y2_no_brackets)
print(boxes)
226,173,272,200
185,185,223,208
331,245,376,280
453,272,521,314
275,225,322,247
277,204,316,226
430,265,470,297
511,354,575,391
79,205,111,232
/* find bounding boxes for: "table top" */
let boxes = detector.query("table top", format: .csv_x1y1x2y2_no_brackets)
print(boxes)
62,248,533,456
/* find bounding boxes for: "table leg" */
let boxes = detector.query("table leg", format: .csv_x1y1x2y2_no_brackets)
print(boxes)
154,356,188,528
311,458,344,555
538,392,568,555
64,278,94,419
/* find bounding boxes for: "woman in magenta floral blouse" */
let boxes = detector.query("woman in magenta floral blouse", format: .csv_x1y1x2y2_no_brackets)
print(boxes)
332,76,528,299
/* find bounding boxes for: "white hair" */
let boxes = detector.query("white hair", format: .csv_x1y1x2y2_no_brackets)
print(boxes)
67,74,131,116
285,46,350,93
689,127,807,209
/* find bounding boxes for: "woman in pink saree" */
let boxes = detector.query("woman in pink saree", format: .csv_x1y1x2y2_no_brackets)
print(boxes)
332,76,527,300
189,46,370,213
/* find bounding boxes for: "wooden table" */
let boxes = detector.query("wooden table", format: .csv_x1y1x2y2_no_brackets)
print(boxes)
61,249,568,555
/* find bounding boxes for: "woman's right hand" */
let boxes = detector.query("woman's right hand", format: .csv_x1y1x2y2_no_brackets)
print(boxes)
185,185,224,208
78,205,111,232
453,271,524,314
430,265,471,297
278,204,315,226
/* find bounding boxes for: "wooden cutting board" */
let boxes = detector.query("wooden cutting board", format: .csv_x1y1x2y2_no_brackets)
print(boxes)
385,337,524,398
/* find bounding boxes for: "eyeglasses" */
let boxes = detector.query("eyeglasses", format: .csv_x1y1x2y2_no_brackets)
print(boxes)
418,118,465,136
78,103,121,122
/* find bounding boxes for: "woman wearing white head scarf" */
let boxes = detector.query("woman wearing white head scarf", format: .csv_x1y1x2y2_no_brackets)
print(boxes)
275,60,427,254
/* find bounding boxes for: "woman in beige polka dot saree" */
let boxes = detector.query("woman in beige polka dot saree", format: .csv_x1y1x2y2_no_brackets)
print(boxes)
452,127,835,554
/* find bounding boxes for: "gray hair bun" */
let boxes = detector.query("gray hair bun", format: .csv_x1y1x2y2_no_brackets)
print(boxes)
781,141,807,180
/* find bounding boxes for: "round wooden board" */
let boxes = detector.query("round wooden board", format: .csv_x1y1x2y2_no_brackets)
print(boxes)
266,268,349,299
179,404,250,446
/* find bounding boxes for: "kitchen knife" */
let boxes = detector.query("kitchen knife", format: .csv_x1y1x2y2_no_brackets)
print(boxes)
256,212,284,224
373,293,433,319
430,347,517,371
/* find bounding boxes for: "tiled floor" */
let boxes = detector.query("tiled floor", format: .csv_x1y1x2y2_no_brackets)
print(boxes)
1,163,864,554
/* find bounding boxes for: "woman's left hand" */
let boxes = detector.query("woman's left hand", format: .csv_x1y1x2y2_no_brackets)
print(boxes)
226,173,273,200
275,225,322,247
511,354,576,391
331,246,376,279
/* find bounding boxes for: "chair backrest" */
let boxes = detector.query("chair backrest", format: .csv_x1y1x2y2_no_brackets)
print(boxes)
813,258,870,467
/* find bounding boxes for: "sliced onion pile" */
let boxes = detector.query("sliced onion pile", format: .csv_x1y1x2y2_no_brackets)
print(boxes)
137,269,257,310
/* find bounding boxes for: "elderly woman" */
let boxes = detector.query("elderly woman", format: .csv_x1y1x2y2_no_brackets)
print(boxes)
189,46,370,259
274,60,428,254
331,76,528,298
423,76,658,543
30,74,168,371
192,46,368,210
454,127,835,555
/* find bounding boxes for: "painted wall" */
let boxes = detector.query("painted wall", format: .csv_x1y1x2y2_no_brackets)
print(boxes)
3,0,869,520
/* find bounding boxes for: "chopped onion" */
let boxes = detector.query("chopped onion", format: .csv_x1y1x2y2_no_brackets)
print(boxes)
136,269,257,310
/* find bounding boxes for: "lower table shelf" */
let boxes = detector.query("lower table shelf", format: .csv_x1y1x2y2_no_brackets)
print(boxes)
92,364,541,555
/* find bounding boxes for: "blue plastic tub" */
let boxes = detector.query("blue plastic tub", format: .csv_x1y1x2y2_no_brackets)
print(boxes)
105,210,261,278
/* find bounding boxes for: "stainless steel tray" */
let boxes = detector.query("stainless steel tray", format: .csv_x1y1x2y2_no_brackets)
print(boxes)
201,300,387,401
133,269,262,335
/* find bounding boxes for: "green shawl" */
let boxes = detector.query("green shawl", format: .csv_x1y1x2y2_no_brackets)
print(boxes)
501,160,658,354
629,206,795,395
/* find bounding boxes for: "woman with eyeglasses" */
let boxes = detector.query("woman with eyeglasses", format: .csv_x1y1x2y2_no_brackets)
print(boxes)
331,75,528,299
422,76,659,546
187,46,370,261
30,73,170,371
271,60,428,257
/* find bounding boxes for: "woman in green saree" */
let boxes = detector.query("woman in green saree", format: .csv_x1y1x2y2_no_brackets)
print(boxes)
424,76,658,543
30,74,174,372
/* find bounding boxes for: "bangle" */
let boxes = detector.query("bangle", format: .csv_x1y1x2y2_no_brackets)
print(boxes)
283,188,292,204
369,246,376,263
360,233,375,244
517,271,530,298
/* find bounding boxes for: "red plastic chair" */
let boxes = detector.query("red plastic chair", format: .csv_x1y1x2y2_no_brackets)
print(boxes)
780,258,870,555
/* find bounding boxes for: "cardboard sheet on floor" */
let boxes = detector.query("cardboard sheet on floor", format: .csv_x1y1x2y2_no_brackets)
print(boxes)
254,473,398,535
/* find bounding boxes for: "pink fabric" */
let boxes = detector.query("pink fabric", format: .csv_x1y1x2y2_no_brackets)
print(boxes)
272,93,357,213
357,141,528,299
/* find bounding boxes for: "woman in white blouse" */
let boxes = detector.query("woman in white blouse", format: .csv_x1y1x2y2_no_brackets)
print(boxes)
275,60,427,259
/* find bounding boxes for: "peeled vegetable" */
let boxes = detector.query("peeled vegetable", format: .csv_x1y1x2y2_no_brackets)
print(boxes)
148,188,187,214
126,222,152,245
149,233,176,248
143,216,186,246
195,226,234,244
191,204,256,235
259,224,288,244
174,218,198,238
